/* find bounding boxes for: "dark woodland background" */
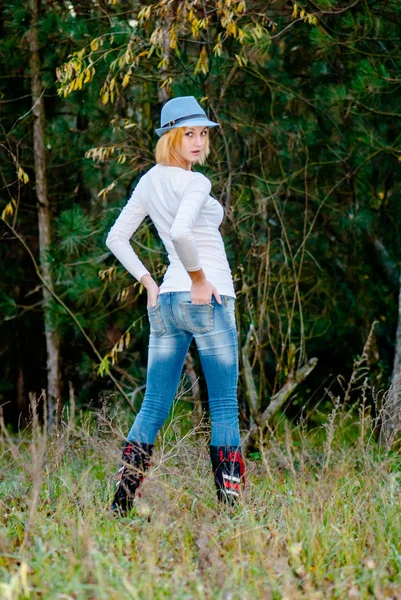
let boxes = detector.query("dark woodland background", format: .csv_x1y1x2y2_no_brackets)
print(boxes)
1,0,401,444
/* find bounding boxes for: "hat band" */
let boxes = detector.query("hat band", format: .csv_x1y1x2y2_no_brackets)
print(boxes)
161,113,207,129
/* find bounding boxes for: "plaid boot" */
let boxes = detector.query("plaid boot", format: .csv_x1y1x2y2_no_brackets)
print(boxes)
210,445,246,505
110,441,154,515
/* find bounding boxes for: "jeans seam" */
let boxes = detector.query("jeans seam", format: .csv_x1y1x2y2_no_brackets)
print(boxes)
167,293,179,327
222,298,236,331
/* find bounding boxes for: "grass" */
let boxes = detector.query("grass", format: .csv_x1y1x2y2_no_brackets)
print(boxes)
1,398,401,600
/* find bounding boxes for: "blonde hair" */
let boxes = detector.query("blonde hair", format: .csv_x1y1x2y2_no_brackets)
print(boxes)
155,127,210,168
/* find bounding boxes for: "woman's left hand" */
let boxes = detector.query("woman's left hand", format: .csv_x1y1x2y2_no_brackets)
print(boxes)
141,274,160,307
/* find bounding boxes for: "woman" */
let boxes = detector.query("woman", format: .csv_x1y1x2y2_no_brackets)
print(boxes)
106,96,245,513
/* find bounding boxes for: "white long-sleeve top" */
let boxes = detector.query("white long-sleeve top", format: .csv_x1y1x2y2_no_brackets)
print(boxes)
105,164,235,297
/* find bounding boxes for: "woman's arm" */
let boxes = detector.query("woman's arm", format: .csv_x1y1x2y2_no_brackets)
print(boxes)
169,173,210,272
169,173,221,305
105,185,150,282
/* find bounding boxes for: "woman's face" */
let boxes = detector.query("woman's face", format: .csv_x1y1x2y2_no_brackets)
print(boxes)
178,125,208,168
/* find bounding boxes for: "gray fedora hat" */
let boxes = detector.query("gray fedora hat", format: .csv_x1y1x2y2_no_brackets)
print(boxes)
155,96,219,137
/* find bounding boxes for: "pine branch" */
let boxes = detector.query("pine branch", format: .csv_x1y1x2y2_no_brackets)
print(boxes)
1,218,135,412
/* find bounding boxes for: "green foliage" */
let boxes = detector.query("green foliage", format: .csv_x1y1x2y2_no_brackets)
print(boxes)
0,291,17,320
1,0,401,432
56,206,93,256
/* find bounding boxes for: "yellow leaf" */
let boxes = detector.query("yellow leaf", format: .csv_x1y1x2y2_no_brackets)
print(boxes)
122,73,130,88
90,38,99,52
101,91,109,104
1,199,16,220
227,21,237,37
75,72,84,90
160,76,172,89
237,28,246,43
17,166,29,184
252,22,263,39
118,288,129,302
213,42,222,57
194,46,208,76
292,3,298,18
191,21,199,37
157,57,169,69
138,5,152,21
97,355,110,376
98,266,116,281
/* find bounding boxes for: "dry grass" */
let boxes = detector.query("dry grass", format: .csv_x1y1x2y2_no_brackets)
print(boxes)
1,397,401,600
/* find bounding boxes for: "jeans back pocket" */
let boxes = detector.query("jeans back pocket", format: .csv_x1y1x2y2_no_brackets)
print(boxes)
147,304,166,337
180,302,214,334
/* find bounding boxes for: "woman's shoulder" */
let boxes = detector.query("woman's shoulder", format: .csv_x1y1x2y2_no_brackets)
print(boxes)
148,164,211,192
186,171,211,195
181,169,212,194
153,163,208,177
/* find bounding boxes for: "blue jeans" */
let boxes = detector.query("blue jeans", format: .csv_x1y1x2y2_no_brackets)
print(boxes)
127,292,240,447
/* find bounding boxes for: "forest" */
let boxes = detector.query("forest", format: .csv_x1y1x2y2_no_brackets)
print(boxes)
1,0,401,441
1,1,401,598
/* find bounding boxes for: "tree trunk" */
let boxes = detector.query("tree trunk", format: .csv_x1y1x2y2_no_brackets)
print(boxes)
242,358,318,453
28,0,61,431
241,324,259,428
381,271,401,446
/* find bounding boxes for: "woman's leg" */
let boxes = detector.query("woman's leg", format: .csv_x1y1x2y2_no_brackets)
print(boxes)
192,296,244,503
194,296,240,447
127,295,192,445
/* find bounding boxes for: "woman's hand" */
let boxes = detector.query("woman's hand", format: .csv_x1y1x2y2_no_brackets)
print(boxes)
189,269,222,305
191,280,221,305
141,274,160,308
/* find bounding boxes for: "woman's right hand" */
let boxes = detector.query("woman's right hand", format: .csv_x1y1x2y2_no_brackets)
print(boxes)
191,279,222,305
141,274,160,307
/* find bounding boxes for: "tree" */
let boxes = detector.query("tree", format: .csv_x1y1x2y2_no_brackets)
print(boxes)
1,0,401,448
28,0,61,429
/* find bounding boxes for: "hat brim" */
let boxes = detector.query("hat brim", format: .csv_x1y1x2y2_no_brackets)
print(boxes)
156,118,219,137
